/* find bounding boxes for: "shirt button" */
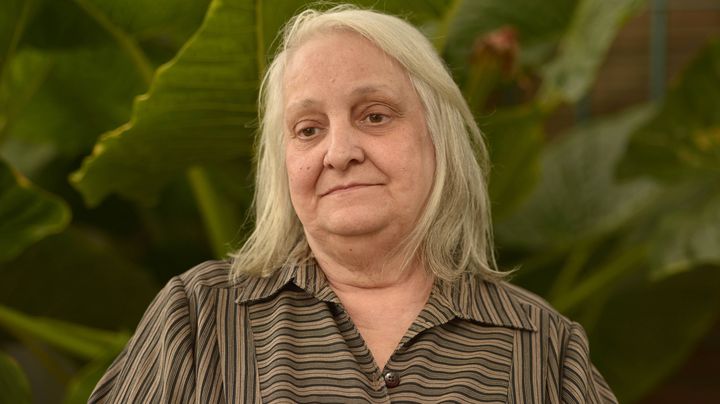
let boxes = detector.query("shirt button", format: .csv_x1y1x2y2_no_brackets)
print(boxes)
383,371,400,388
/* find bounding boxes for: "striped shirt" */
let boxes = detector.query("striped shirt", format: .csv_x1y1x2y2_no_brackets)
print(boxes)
89,260,617,403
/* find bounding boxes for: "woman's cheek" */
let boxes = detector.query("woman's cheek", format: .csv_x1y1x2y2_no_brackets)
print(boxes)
287,156,318,195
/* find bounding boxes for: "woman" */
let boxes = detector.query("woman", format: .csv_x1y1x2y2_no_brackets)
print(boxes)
90,5,617,403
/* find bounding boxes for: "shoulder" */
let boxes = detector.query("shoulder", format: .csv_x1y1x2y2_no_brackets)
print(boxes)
494,282,617,402
497,280,553,311
175,259,234,293
485,278,582,342
88,261,235,402
491,280,599,374
132,260,237,324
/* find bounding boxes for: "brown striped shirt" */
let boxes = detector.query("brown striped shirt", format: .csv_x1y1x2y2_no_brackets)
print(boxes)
89,260,617,403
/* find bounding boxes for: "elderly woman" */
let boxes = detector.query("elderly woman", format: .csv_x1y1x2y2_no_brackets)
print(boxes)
90,5,616,403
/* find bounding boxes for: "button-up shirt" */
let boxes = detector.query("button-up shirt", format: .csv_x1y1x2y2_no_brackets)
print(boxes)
89,260,617,403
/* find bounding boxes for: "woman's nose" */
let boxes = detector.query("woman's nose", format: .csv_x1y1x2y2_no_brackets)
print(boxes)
323,122,365,170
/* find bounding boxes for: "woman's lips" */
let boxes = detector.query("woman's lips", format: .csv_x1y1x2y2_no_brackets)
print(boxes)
321,183,380,196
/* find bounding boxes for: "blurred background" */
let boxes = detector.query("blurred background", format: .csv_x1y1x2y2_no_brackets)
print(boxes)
1,0,718,402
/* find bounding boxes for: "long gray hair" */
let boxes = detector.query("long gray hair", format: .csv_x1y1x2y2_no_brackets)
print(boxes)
230,5,504,282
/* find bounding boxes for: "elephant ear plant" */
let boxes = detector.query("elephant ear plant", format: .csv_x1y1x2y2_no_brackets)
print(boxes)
0,0,718,402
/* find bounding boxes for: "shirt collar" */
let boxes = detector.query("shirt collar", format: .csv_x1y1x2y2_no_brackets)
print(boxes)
432,273,536,332
234,259,340,304
235,260,536,332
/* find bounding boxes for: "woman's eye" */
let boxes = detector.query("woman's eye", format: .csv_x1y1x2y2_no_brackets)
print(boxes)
297,127,318,138
365,113,387,124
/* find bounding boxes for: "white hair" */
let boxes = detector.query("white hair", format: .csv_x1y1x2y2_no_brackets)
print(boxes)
230,4,505,282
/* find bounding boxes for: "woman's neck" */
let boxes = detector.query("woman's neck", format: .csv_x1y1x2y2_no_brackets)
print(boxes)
307,229,426,289
305,228,434,315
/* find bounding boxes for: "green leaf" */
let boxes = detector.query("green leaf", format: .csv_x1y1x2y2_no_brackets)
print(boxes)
20,0,113,50
539,0,647,106
496,105,659,250
0,304,129,360
482,106,544,218
21,0,207,53
0,157,70,262
0,48,53,168
631,178,720,278
0,351,31,404
72,0,210,47
1,46,146,159
70,0,304,206
589,266,720,403
618,39,720,182
615,40,720,278
2,0,211,165
0,227,158,330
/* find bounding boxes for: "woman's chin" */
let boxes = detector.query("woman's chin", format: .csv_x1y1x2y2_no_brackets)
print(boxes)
312,213,397,239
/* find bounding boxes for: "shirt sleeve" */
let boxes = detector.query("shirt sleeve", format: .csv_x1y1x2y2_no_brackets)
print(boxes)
560,322,618,404
88,276,196,403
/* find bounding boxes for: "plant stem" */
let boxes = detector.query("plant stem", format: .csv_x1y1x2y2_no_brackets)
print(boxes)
554,246,646,313
432,0,462,53
72,0,154,86
187,166,240,258
0,305,126,360
548,238,595,303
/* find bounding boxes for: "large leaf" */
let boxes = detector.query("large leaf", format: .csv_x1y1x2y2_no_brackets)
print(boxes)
1,0,211,179
0,350,31,404
616,40,720,278
70,0,300,205
0,228,158,330
0,158,70,262
0,304,128,360
633,179,720,278
72,0,210,46
589,266,720,403
539,0,647,106
2,46,146,160
21,0,208,52
0,48,55,176
496,106,659,250
618,39,720,182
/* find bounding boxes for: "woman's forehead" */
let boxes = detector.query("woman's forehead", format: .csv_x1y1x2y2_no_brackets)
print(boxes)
284,31,404,79
282,33,412,104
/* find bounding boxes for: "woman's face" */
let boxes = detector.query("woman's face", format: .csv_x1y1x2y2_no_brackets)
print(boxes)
283,30,435,243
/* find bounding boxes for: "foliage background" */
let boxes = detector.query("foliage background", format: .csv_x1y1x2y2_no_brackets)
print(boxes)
1,0,719,402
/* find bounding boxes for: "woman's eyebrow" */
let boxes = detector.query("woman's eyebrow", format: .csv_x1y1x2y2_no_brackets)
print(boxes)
287,98,318,112
286,85,397,114
285,99,321,122
350,84,395,97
